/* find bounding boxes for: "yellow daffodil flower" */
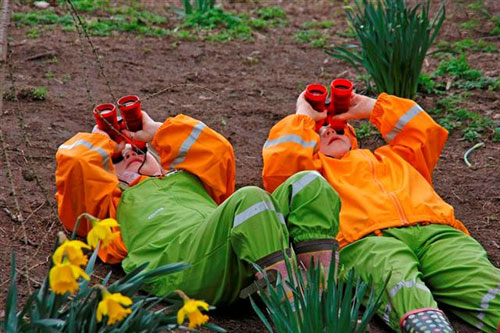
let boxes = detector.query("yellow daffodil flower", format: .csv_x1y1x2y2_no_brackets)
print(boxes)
53,239,90,267
96,290,133,325
87,218,120,249
49,261,89,294
176,291,210,329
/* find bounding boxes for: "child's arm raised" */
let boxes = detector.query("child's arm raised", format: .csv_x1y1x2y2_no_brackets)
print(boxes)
370,93,448,185
263,92,325,193
152,114,236,204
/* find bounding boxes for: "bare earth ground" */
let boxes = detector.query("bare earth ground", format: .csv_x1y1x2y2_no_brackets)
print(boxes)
1,0,499,332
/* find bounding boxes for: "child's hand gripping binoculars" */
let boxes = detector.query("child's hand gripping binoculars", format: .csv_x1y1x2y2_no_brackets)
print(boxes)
93,95,147,160
304,78,354,132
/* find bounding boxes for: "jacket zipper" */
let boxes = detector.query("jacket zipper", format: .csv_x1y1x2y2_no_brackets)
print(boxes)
360,151,409,225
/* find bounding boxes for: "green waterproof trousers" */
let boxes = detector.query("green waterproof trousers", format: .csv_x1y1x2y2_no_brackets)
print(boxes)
339,224,500,332
118,170,340,305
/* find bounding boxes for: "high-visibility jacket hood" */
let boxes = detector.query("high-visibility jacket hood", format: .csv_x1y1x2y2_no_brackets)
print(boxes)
263,93,468,247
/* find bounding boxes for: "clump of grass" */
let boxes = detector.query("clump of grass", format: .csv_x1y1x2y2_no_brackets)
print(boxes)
417,74,443,94
329,0,445,99
4,86,48,101
250,250,385,333
56,0,107,12
294,20,333,48
461,19,479,30
254,6,287,26
491,16,500,35
433,54,499,90
430,94,498,142
31,87,48,101
27,27,39,38
12,2,169,36
180,0,214,15
303,20,334,29
467,2,484,10
294,29,328,48
452,38,497,53
355,122,377,139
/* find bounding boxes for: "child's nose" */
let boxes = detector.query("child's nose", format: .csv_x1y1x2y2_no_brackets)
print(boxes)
319,126,331,136
124,150,138,159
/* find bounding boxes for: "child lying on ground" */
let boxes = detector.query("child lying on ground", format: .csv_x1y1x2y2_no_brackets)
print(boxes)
262,90,500,332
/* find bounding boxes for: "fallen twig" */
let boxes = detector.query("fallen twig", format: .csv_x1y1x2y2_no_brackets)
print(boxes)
24,51,57,61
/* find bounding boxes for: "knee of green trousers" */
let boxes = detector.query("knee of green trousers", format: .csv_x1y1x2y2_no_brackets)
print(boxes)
229,186,289,263
272,170,340,243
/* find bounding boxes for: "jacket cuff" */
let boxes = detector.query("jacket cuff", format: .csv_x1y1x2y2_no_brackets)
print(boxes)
369,93,418,140
369,93,390,134
292,114,317,129
151,118,171,151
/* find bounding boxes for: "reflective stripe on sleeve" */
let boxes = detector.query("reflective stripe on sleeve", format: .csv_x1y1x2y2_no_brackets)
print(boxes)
475,284,500,330
233,200,285,229
291,171,321,200
170,122,207,168
59,139,111,171
385,104,423,142
263,134,317,150
382,279,431,325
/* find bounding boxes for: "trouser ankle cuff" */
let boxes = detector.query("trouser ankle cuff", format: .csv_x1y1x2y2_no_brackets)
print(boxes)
294,238,337,254
255,248,291,270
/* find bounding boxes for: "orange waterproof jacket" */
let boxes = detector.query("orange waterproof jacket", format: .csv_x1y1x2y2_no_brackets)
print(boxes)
55,114,236,263
263,93,469,248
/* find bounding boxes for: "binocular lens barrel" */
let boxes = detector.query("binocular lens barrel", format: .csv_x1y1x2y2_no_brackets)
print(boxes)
330,79,353,114
305,84,328,112
118,95,143,132
93,103,119,139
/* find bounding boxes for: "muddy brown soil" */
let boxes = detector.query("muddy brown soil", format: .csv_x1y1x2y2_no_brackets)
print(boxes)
1,1,499,332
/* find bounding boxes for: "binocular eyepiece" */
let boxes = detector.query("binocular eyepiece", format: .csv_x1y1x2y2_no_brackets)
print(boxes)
304,78,354,132
93,95,146,154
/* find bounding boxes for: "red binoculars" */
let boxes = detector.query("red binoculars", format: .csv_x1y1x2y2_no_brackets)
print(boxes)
93,95,146,150
304,78,354,132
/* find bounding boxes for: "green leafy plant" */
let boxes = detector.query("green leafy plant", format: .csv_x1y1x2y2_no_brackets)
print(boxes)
250,252,385,332
294,30,328,48
32,87,48,100
467,2,484,10
303,20,334,29
461,19,479,30
181,0,215,16
490,16,500,35
329,0,445,98
12,3,169,36
57,0,107,12
27,27,40,38
431,94,498,142
453,38,497,53
433,54,499,90
254,6,287,26
355,121,377,139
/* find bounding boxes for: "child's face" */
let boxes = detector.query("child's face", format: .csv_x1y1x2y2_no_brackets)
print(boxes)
319,125,352,158
113,144,162,179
